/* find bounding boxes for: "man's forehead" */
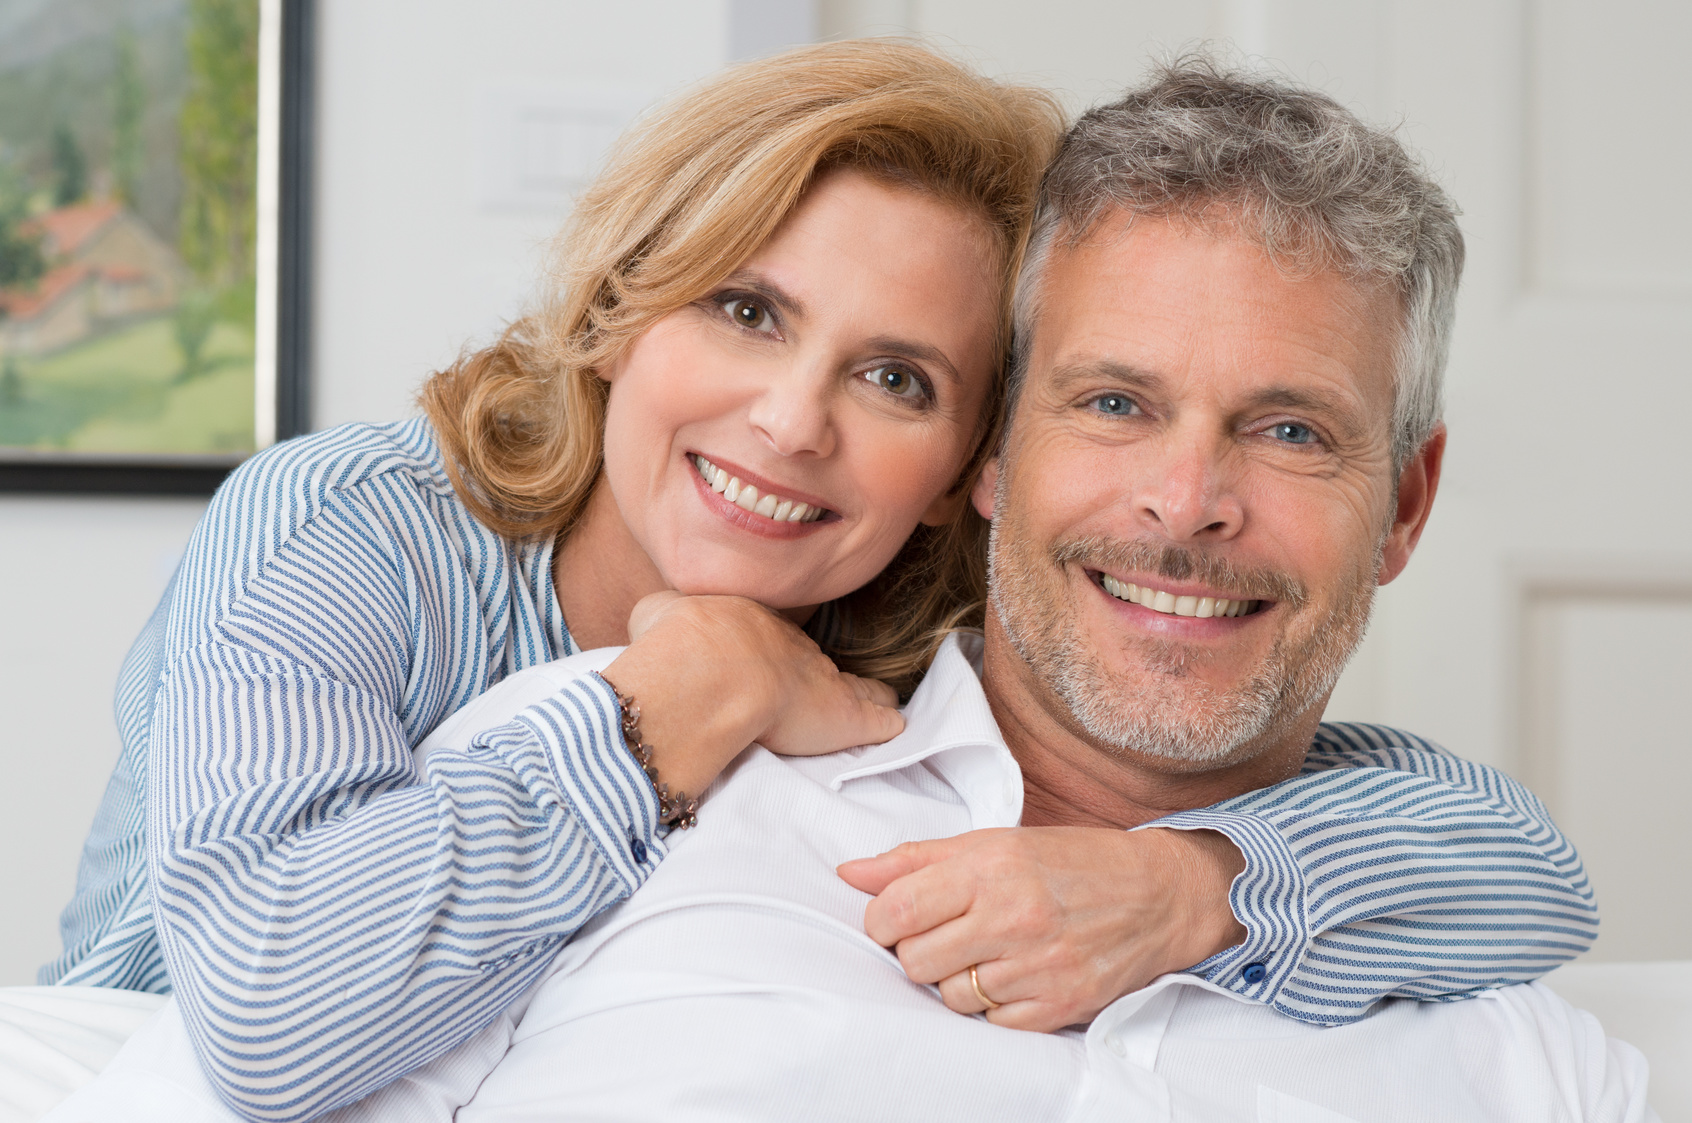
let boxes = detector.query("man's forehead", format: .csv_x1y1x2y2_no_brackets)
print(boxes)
1027,214,1400,413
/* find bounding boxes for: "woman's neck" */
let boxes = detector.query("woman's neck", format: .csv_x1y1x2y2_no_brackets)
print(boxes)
551,476,670,651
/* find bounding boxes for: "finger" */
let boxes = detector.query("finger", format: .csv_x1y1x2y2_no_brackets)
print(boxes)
842,673,899,709
984,997,1078,1034
937,968,990,1015
863,864,979,952
833,695,904,749
627,590,685,640
836,834,979,896
936,959,1032,1018
889,905,1002,985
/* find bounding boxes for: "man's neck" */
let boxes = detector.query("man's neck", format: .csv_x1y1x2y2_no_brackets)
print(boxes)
979,618,1319,829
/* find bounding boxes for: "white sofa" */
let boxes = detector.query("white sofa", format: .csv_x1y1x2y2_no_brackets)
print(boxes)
2,963,1684,1121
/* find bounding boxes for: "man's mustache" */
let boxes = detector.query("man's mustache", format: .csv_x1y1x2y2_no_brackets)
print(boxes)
1049,537,1308,611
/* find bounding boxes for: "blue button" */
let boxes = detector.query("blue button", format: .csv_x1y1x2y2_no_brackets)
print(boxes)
1242,963,1267,985
630,837,648,864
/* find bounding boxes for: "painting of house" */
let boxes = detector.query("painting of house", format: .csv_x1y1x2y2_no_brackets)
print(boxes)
0,200,187,355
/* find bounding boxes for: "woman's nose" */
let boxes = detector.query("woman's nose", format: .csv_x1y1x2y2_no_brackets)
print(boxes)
747,367,837,459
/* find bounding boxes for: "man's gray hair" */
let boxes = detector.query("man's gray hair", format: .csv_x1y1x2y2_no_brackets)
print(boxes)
1011,56,1464,473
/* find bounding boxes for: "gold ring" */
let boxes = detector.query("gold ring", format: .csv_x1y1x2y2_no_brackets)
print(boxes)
969,963,1000,1011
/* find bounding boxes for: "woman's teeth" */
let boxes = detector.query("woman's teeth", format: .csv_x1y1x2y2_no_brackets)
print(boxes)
693,455,825,523
1100,573,1259,618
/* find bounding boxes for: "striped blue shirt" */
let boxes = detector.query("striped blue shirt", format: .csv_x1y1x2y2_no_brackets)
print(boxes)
42,419,1597,1122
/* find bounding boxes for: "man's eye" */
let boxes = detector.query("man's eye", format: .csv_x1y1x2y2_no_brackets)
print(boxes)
1090,394,1138,416
1269,422,1316,445
863,364,929,401
721,297,775,333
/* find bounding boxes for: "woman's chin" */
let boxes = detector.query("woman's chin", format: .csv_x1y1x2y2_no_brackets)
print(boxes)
664,569,839,618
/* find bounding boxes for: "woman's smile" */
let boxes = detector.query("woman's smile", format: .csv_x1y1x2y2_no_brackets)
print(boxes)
689,451,837,537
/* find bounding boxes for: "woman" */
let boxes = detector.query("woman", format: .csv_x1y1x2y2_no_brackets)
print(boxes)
45,40,1592,1123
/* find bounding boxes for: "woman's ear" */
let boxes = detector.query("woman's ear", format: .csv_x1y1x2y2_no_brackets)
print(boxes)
969,457,1000,521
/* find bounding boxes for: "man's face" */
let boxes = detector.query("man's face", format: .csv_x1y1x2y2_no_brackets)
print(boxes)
979,213,1434,772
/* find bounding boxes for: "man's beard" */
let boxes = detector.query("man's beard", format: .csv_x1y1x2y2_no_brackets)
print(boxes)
988,492,1379,768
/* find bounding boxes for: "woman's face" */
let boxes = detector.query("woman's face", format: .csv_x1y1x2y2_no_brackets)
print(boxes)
598,169,1000,610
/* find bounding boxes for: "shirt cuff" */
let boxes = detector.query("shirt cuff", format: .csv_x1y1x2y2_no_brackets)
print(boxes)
512,672,667,892
1134,808,1311,1007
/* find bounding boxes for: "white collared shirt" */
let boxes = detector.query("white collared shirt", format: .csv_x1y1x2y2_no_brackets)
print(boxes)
440,635,1650,1123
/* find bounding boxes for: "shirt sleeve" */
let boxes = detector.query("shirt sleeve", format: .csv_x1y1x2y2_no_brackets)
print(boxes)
1140,722,1598,1026
147,486,666,1123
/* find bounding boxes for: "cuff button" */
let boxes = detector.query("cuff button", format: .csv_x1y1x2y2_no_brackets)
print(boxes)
630,837,648,864
1242,963,1267,985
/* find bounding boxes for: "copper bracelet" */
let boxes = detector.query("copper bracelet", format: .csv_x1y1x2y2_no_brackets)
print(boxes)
599,675,698,830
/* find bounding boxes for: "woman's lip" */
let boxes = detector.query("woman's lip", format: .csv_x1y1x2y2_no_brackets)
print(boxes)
1087,568,1274,606
689,461,832,538
687,451,837,515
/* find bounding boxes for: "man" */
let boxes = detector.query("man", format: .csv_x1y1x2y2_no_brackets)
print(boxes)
52,59,1643,1123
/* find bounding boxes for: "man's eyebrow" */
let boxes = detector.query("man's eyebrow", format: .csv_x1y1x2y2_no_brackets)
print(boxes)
1245,386,1361,418
715,270,808,322
1047,358,1167,392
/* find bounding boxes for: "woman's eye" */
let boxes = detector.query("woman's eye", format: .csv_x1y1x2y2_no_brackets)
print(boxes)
863,364,928,401
721,297,775,333
1090,394,1138,416
1269,422,1316,445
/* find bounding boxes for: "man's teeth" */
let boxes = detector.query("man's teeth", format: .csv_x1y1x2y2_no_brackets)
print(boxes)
1099,573,1259,618
693,455,824,523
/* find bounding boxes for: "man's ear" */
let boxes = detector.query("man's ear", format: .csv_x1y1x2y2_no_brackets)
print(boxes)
1378,424,1446,586
970,457,1001,521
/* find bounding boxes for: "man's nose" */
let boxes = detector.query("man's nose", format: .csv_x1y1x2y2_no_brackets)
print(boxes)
747,364,838,459
1132,434,1243,542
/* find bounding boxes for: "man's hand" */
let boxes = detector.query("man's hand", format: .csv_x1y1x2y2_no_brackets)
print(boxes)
837,826,1247,1032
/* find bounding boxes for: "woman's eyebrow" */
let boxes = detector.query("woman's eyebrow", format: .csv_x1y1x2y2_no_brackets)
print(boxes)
718,270,808,321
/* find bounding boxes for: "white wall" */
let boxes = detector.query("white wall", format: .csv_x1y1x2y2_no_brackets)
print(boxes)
310,0,742,430
0,496,206,983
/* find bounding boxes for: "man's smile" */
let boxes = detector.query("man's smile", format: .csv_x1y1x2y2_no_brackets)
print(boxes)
1094,571,1264,618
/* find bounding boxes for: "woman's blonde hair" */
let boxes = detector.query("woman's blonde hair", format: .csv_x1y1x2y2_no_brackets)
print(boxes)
421,39,1063,695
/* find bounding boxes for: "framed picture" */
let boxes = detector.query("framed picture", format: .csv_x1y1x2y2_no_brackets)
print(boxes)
0,0,312,495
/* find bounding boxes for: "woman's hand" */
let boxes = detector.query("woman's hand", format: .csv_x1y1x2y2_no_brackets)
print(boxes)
837,826,1247,1031
600,591,904,798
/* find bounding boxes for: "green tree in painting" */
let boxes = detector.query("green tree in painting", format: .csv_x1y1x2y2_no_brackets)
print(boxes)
112,31,145,207
0,196,45,289
174,289,218,381
0,357,21,409
51,124,87,205
0,171,42,414
178,0,258,288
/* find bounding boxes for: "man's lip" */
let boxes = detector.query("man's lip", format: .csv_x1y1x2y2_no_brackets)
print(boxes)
1086,568,1275,606
688,451,836,516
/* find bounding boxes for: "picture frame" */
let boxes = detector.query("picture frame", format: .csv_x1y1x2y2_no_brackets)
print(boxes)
0,0,313,495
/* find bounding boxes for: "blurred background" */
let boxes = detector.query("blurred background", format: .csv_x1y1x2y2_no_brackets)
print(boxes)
0,0,1687,986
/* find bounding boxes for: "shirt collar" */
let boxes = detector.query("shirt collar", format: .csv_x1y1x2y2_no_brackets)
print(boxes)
819,632,1024,828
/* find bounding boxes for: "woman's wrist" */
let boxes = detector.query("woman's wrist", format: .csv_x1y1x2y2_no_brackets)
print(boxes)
599,617,773,797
